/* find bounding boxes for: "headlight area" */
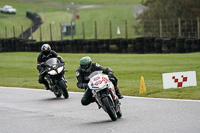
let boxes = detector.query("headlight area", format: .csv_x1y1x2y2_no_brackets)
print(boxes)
48,70,57,75
57,66,64,73
48,66,64,75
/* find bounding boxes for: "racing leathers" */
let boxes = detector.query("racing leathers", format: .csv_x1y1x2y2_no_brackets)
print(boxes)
37,50,63,90
76,62,122,106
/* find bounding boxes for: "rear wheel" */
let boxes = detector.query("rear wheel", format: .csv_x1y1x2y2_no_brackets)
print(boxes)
102,97,117,121
58,80,69,99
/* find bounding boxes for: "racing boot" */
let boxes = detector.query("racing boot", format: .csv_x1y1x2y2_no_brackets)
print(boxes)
44,81,50,90
115,86,123,99
45,84,50,90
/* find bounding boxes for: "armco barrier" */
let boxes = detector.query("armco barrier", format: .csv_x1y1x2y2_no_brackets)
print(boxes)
0,37,200,53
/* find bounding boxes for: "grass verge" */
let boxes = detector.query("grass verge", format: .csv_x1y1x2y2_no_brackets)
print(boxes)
0,52,199,100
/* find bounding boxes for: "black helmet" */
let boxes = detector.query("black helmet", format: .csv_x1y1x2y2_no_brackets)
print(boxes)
41,44,51,55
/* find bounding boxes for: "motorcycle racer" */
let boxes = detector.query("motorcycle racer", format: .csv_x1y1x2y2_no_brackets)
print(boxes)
37,44,64,90
76,56,123,106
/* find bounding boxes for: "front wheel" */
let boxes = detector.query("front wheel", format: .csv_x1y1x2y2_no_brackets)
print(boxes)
52,86,62,98
101,97,117,121
58,80,69,99
54,91,62,98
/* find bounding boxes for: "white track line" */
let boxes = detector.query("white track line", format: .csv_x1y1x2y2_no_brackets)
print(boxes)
1,87,200,102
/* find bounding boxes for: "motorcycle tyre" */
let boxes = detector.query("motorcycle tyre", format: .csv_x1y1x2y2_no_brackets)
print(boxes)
58,80,69,99
102,96,117,121
54,91,62,98
52,86,62,98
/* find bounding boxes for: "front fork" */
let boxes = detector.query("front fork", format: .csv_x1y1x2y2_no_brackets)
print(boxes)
94,89,118,111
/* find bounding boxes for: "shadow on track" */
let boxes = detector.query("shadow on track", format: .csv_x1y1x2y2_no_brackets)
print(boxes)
40,97,67,101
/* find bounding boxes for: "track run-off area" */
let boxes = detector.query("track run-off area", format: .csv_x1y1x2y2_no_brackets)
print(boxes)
0,87,200,133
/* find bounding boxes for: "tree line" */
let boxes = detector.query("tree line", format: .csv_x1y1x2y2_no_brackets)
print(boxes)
140,0,200,20
139,0,200,38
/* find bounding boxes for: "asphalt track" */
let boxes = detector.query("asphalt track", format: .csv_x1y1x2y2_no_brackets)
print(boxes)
0,87,200,133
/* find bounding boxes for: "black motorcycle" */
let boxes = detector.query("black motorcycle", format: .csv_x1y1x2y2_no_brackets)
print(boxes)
41,58,69,98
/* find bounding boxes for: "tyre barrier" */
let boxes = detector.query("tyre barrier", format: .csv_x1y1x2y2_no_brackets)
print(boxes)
135,37,145,53
154,38,162,53
169,38,177,53
184,39,193,53
0,37,200,53
191,39,200,52
127,39,135,53
176,38,186,53
120,39,128,53
144,38,152,53
72,39,83,53
162,38,171,53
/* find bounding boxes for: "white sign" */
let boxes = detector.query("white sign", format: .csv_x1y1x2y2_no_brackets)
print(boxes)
162,71,197,89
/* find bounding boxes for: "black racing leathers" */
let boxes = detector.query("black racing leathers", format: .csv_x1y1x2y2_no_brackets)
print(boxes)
37,50,58,72
37,50,58,89
76,63,117,105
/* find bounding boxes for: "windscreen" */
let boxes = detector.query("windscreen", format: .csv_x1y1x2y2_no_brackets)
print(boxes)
46,58,58,66
88,71,103,79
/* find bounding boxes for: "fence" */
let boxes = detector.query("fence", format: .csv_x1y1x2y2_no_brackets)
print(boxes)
0,19,138,41
0,18,200,41
142,18,200,39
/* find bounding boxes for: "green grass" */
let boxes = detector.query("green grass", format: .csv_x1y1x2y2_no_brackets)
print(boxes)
70,5,138,39
0,0,66,38
0,0,142,40
0,52,199,100
60,0,142,5
32,11,72,41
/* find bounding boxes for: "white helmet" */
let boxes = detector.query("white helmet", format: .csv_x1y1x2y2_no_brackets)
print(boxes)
41,44,51,55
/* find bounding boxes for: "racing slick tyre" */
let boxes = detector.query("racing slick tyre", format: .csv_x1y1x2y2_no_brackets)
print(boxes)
58,80,69,99
102,96,117,121
54,91,62,98
52,86,62,98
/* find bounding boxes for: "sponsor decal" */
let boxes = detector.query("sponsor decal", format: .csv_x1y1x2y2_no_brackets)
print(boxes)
102,76,108,84
91,82,93,86
94,77,100,81
95,80,102,85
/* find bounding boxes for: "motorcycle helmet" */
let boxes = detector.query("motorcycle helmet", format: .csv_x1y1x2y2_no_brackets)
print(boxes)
80,56,92,72
41,44,51,55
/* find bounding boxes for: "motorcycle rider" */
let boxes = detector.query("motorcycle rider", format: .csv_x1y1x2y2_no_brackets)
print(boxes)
37,44,64,90
76,56,123,106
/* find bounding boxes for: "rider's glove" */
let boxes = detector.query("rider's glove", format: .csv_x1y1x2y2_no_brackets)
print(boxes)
82,83,88,90
108,74,115,80
40,62,46,67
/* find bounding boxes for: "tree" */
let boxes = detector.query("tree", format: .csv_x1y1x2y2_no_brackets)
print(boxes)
140,0,200,19
139,0,200,37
